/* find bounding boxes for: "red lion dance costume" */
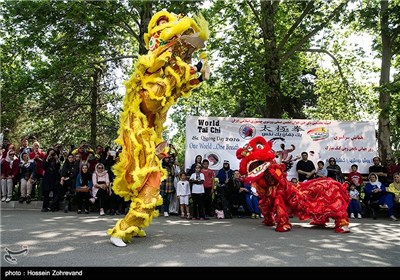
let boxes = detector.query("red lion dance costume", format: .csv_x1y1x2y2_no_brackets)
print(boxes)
236,136,350,233
107,11,209,247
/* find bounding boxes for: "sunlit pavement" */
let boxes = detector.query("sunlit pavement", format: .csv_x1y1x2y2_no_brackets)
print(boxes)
1,210,399,268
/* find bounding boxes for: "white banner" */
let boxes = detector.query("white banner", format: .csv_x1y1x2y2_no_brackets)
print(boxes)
184,116,377,178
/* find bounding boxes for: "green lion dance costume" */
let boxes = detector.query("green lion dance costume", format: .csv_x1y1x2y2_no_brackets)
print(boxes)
107,11,209,247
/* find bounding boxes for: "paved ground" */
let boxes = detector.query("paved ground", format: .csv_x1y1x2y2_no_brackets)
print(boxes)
1,205,399,273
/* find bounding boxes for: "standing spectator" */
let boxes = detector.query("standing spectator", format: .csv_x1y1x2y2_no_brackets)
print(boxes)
71,140,94,161
58,153,79,213
201,159,215,217
348,183,362,219
176,172,191,219
187,155,202,177
29,141,46,200
1,138,13,159
226,170,247,216
326,157,345,183
189,164,205,220
296,152,316,182
159,157,175,217
168,156,181,215
91,163,111,216
18,138,32,161
75,164,93,214
42,148,61,212
315,160,328,178
18,152,36,204
369,156,388,185
386,158,400,185
347,164,363,191
217,160,233,188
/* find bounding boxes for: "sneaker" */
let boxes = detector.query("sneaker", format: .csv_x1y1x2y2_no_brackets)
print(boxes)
77,210,82,214
84,209,89,214
390,215,398,221
110,236,127,247
357,213,362,219
163,212,169,217
379,204,389,209
100,208,105,216
1,197,6,202
26,195,31,204
251,213,256,219
41,208,48,212
89,198,96,204
6,197,11,203
350,213,355,219
19,197,25,203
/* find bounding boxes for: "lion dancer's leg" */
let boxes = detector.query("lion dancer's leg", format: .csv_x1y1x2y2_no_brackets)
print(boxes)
274,196,292,232
107,172,163,247
259,197,275,226
334,215,350,233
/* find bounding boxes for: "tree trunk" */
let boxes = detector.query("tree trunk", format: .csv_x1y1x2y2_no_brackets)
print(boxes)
378,0,393,163
138,2,153,55
260,1,281,118
90,67,102,147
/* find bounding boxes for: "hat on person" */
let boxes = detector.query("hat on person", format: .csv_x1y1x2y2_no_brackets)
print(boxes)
223,160,230,164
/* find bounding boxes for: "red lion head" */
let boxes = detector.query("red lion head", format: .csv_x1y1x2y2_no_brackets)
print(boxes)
236,136,278,186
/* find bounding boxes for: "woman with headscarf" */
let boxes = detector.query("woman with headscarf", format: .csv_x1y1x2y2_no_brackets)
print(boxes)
364,173,397,221
18,152,36,203
326,157,344,183
75,164,93,214
1,149,19,202
91,163,111,216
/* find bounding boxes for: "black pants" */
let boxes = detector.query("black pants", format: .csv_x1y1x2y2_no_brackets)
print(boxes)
191,193,205,219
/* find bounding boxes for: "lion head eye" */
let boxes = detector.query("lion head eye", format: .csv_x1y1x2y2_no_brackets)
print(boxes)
247,146,253,152
256,143,264,149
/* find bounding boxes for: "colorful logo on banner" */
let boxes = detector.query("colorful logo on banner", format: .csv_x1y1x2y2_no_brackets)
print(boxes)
307,127,329,141
239,124,256,139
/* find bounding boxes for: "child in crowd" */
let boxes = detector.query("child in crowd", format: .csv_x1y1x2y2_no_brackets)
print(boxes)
176,172,191,219
347,164,363,191
315,160,327,178
290,177,299,187
189,164,205,220
348,183,362,219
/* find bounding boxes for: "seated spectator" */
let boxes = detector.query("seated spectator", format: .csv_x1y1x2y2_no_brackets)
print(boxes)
364,173,397,221
315,161,327,178
244,184,260,219
347,164,363,192
18,152,36,204
387,172,400,204
290,177,299,188
75,164,93,214
1,150,19,202
348,183,362,219
91,163,111,216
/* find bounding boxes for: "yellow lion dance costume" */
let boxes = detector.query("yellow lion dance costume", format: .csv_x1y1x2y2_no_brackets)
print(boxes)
107,11,209,247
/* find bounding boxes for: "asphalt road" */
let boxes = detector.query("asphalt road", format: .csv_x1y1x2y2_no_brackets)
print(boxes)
1,208,399,276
